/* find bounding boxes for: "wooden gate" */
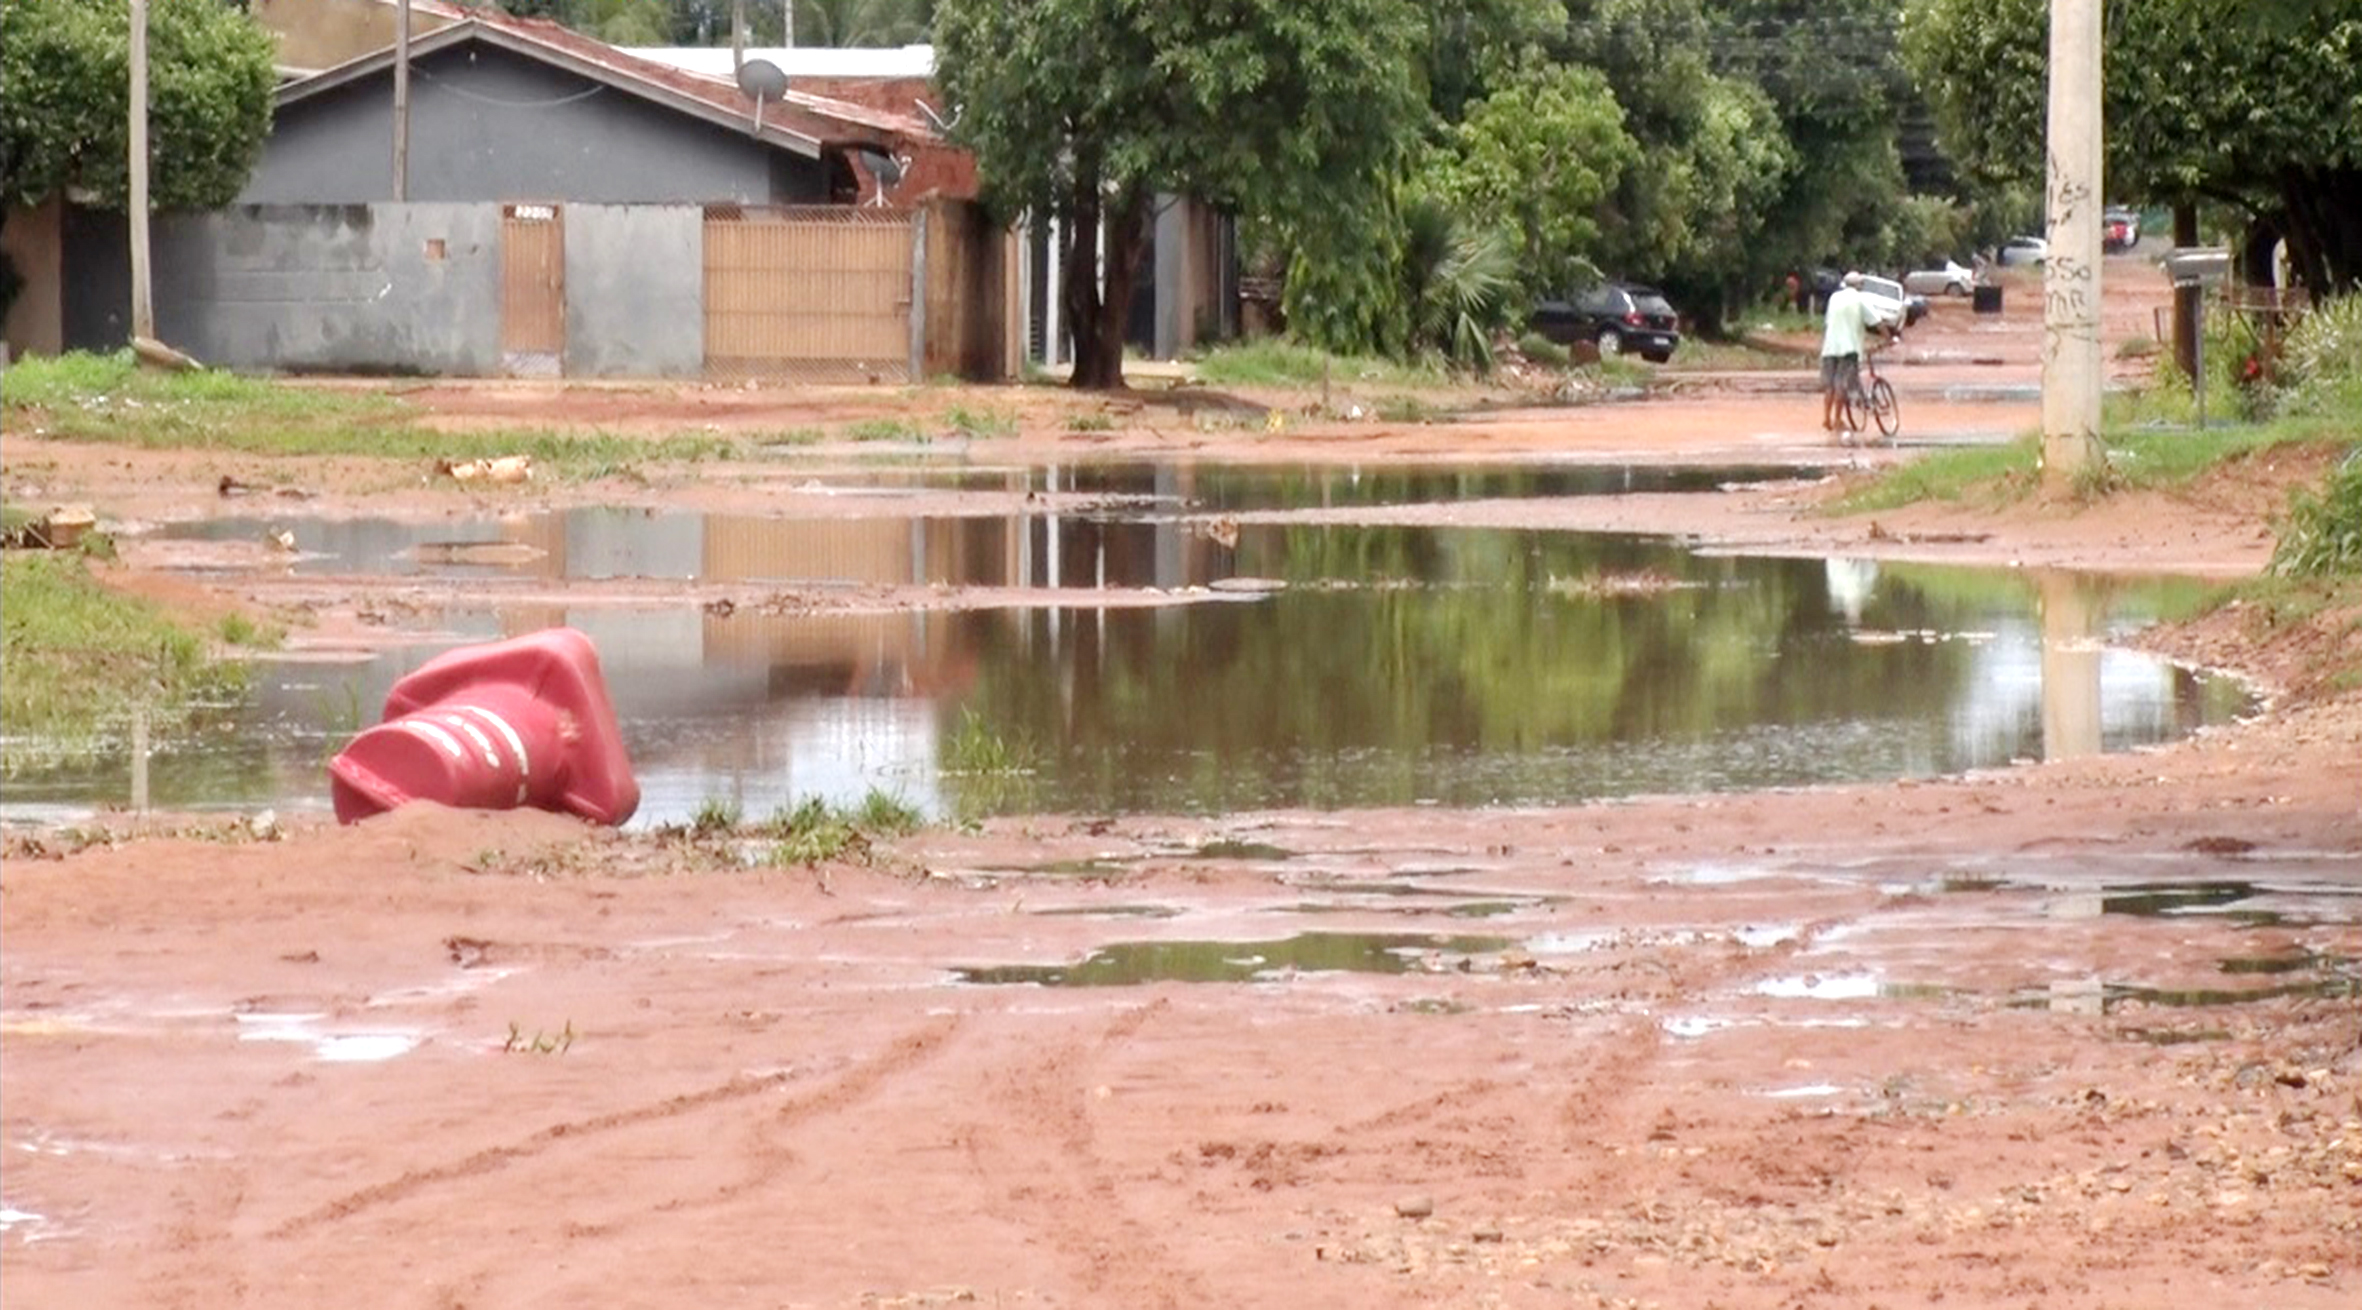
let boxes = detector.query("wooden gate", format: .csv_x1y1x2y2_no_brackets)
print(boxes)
703,206,915,382
501,203,565,376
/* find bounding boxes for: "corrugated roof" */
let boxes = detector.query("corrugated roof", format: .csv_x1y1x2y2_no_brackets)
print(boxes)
276,13,935,159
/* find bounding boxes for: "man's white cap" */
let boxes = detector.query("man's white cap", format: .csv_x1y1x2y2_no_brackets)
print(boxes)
1842,270,1864,287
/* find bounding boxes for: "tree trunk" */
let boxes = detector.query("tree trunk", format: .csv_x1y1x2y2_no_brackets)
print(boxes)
2172,202,2200,381
1066,189,1150,392
1058,165,1107,387
2281,166,2362,296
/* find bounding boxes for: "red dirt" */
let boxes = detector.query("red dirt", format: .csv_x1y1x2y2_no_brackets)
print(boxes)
4,256,2357,1308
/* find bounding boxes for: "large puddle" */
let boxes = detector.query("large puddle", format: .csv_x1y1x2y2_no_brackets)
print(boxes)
5,464,2249,826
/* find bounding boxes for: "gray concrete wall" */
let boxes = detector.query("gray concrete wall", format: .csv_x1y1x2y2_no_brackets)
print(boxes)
244,44,826,205
65,203,503,374
564,205,704,377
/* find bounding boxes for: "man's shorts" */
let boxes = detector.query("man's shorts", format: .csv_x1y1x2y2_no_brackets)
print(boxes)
1821,353,1861,392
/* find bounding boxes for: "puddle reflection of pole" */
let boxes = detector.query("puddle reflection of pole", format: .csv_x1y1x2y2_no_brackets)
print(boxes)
2037,572,2103,761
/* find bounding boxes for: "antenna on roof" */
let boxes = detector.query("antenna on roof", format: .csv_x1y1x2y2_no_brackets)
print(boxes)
915,100,959,133
735,58,789,131
852,148,908,206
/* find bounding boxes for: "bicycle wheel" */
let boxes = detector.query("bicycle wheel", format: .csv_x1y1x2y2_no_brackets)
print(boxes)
1870,377,1900,438
1841,381,1869,435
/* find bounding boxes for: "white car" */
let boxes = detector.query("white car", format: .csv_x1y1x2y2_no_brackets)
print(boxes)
1998,235,2048,267
1856,275,1928,329
1903,259,1975,297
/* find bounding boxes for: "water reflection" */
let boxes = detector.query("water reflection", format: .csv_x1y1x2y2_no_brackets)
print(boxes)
20,507,2249,825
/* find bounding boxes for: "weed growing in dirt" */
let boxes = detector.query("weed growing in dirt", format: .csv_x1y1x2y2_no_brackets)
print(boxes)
1192,340,1448,391
844,417,926,443
4,352,743,477
503,1020,576,1055
216,611,282,648
1516,333,1571,368
942,405,1017,438
1064,411,1116,433
1375,395,1440,423
756,427,827,447
2,553,246,773
690,797,743,835
944,707,1035,775
853,789,923,835
2273,450,2362,578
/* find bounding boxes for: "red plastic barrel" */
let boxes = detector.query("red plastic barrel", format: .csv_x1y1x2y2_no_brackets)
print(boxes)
329,627,639,826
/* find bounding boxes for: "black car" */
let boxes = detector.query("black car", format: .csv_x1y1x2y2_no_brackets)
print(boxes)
1529,282,1682,363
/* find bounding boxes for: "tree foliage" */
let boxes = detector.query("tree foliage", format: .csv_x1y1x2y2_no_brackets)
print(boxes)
937,0,1429,384
1904,0,2362,289
0,0,277,211
1427,64,1637,298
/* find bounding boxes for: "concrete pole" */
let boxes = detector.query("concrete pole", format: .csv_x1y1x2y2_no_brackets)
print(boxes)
393,0,411,201
732,0,746,75
127,0,153,342
783,0,795,47
2040,0,2105,485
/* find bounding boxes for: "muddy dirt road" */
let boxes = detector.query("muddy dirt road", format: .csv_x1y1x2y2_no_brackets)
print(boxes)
4,263,2358,1308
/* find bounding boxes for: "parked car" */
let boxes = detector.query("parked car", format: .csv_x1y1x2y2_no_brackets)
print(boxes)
1529,282,1682,362
1903,259,1975,297
2103,207,2141,252
1856,275,1928,329
1997,235,2049,267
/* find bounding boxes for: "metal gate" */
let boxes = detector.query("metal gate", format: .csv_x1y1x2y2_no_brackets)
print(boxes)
501,203,565,376
703,205,915,382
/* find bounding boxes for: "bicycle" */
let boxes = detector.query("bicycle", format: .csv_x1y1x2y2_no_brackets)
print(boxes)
1841,334,1900,442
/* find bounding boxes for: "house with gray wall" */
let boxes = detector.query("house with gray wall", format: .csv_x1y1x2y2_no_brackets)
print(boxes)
50,14,989,379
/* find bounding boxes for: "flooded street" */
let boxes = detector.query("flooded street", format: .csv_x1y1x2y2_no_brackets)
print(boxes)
11,466,2246,823
5,271,2357,1308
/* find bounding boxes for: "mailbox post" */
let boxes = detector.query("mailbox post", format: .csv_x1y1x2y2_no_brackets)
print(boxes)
2162,247,2230,429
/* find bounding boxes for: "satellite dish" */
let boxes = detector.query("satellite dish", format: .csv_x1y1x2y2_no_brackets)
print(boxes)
854,148,903,188
735,58,789,129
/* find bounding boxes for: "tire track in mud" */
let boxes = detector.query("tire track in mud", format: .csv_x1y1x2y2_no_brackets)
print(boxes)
957,999,1213,1309
267,1014,963,1239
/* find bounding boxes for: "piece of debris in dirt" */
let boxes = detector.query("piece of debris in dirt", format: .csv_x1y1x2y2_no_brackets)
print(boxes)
0,505,96,551
1866,521,1993,544
408,540,546,566
219,474,316,500
436,455,533,485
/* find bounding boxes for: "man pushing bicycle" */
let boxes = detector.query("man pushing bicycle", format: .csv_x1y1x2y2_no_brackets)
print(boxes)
1818,271,1900,436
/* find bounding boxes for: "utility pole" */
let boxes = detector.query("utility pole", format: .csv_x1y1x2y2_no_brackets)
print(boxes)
393,0,411,201
783,0,795,47
732,0,746,75
2040,0,2104,485
127,0,154,342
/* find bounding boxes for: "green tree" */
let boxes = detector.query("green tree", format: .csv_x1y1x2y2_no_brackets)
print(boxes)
1427,64,1637,297
0,0,276,211
1424,0,1568,119
1904,0,2362,290
1699,0,1914,295
936,0,1429,387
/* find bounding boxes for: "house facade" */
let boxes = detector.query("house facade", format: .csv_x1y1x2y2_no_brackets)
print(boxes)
36,14,1016,382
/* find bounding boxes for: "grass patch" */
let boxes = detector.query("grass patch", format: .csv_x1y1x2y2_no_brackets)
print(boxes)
2,552,247,771
843,416,927,443
1516,333,1572,368
1836,400,2361,516
2273,450,2362,578
1669,338,1812,371
760,789,922,866
4,350,744,477
944,706,1035,775
215,611,282,649
1064,410,1116,433
1191,339,1450,391
942,405,1017,438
